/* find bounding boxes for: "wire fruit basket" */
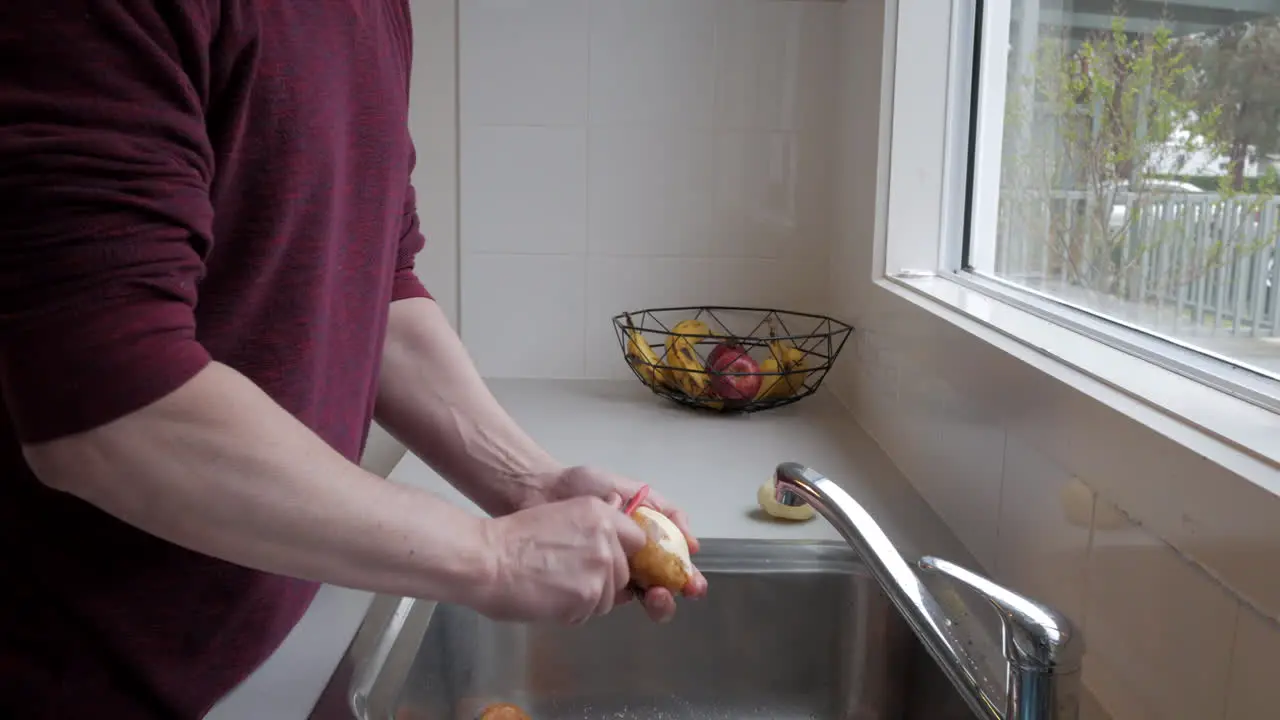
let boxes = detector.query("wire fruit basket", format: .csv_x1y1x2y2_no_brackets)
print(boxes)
612,306,854,414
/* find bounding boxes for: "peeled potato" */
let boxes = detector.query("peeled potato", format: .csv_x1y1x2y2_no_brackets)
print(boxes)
476,702,531,720
757,477,815,521
628,506,692,593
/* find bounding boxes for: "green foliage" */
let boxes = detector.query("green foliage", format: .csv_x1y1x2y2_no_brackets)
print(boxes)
1004,13,1219,197
1178,19,1280,188
999,8,1278,305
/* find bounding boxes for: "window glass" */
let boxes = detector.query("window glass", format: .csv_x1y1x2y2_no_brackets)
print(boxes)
975,0,1280,378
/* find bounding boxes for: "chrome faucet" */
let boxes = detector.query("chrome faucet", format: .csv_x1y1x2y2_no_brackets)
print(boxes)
773,462,1083,720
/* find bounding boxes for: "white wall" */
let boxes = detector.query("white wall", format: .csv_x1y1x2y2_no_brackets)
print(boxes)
830,2,1280,719
361,0,460,477
456,0,841,380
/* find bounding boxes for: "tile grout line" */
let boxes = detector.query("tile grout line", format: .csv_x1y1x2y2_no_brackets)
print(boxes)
452,0,464,336
1086,483,1280,629
1219,603,1243,720
580,0,593,379
991,427,1008,576
1079,480,1096,639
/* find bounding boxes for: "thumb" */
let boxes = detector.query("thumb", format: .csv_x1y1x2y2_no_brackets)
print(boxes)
613,509,649,556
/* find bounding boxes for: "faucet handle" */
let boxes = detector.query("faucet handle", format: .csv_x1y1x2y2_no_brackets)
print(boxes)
918,556,1084,673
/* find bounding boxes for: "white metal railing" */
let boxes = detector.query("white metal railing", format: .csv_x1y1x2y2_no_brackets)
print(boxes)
993,190,1280,340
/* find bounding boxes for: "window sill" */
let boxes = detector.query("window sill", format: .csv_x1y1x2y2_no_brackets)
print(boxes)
877,273,1280,493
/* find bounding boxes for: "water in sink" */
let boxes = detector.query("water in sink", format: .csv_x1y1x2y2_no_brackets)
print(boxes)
388,540,972,720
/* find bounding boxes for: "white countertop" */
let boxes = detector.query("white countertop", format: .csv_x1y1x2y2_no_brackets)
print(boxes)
206,379,975,720
390,379,972,560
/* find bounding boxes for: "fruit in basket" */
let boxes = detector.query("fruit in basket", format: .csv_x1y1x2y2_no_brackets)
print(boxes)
622,315,667,389
706,341,762,401
669,317,712,338
664,318,712,356
756,322,809,400
666,338,712,398
663,318,714,399
756,356,803,399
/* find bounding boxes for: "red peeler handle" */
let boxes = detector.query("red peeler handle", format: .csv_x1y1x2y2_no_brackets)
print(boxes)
622,485,650,515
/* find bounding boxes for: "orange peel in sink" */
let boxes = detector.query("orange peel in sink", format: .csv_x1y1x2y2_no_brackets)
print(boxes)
476,702,531,720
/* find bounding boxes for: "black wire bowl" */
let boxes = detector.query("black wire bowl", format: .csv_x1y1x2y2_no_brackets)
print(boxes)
612,306,854,414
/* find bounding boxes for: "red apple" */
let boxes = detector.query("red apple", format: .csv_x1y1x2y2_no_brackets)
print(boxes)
707,341,762,401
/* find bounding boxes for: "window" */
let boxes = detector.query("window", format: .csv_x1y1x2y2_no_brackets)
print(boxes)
963,0,1280,408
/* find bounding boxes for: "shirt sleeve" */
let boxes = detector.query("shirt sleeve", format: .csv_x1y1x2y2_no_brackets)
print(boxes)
0,2,217,443
391,143,433,303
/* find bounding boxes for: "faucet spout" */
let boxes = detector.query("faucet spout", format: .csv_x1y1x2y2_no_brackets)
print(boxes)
773,462,1083,720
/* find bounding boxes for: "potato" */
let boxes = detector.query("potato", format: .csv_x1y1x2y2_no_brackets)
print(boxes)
628,506,692,593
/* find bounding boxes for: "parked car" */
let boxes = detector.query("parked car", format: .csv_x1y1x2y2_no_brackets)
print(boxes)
1106,179,1206,234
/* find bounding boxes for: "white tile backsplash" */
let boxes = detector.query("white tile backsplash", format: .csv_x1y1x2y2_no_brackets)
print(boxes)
408,0,459,324
996,433,1092,625
461,254,587,378
1083,504,1238,719
459,0,840,377
408,0,458,132
461,125,587,254
1225,607,1280,720
459,0,589,126
411,122,459,322
711,131,802,257
927,403,1006,569
711,0,840,136
712,0,805,132
587,127,721,256
588,0,720,128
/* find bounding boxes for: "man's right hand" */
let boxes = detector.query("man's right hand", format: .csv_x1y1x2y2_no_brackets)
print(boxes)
476,496,649,625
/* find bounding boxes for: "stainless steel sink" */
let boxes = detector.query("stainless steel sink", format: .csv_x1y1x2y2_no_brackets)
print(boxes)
335,539,972,720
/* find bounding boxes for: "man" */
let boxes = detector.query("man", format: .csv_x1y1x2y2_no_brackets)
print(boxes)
0,2,706,717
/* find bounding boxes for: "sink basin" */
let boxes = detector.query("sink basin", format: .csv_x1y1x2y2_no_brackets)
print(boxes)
341,539,973,720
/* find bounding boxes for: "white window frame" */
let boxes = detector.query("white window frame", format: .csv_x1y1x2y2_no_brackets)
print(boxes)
877,0,1280,474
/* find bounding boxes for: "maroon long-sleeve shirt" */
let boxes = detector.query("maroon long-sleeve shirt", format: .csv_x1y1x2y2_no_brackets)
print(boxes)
0,2,431,717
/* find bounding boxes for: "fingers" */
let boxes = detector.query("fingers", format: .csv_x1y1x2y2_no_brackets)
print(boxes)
599,533,630,617
558,474,707,625
581,523,624,624
638,565,709,622
576,469,701,555
610,506,648,556
591,584,616,620
640,586,678,623
684,568,709,599
666,507,701,554
592,499,641,620
613,585,639,608
640,488,701,555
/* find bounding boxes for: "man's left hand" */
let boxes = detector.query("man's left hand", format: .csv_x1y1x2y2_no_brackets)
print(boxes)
528,465,709,623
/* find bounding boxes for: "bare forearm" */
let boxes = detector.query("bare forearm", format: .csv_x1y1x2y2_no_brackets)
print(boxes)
375,298,558,516
23,362,495,604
